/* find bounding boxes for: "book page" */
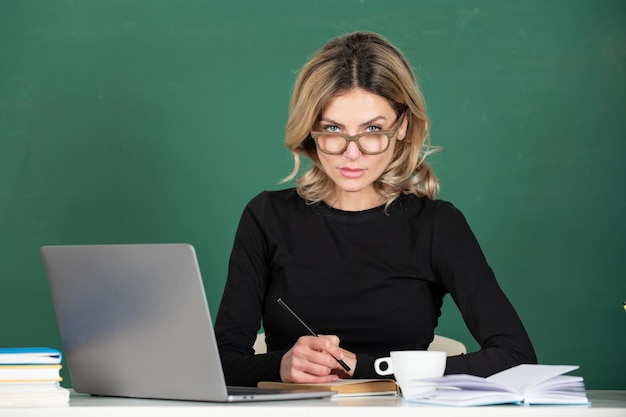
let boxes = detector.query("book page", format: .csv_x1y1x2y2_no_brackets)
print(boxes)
411,374,516,393
406,388,522,406
487,365,579,393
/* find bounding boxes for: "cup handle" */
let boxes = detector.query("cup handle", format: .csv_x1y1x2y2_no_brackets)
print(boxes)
374,357,393,376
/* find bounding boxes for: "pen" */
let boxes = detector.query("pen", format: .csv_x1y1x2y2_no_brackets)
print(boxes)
277,297,351,372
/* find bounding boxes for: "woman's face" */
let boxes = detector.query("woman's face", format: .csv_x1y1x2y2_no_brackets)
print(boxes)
314,88,408,210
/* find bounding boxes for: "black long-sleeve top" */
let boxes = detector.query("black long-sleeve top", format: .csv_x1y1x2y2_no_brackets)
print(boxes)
215,189,536,386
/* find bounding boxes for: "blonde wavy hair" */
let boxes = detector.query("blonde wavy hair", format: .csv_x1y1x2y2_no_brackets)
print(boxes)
284,31,440,207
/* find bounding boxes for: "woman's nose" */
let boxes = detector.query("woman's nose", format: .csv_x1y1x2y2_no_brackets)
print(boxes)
343,140,362,159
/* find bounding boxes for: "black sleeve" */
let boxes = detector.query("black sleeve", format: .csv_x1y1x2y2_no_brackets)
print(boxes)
214,193,284,386
432,203,537,377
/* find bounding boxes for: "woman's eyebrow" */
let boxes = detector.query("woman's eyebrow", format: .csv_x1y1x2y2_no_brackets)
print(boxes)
319,116,388,128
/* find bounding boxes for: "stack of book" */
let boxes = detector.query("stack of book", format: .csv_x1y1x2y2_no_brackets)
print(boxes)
0,347,70,406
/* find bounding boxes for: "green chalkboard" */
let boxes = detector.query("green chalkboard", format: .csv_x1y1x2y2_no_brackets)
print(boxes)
1,0,624,389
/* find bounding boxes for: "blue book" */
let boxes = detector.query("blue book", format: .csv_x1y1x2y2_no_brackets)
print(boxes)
0,348,62,365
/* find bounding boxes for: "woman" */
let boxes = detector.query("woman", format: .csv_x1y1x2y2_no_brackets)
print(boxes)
215,31,536,386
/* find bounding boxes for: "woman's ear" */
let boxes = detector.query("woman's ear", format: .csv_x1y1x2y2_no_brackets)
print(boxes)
398,112,410,140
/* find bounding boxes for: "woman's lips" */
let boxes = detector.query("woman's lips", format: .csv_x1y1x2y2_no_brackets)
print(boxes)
339,167,365,178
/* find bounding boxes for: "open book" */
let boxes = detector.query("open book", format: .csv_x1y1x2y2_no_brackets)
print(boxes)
258,378,399,397
405,364,590,406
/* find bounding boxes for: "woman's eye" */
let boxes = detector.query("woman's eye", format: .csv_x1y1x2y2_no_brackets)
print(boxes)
323,125,340,133
366,125,382,132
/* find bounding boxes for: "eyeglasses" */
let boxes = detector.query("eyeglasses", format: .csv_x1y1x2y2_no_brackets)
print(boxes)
310,113,406,155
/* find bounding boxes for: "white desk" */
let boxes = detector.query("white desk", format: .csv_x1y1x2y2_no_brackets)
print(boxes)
3,391,626,417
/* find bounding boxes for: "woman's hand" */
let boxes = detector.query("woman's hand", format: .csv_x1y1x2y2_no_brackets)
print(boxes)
279,335,356,383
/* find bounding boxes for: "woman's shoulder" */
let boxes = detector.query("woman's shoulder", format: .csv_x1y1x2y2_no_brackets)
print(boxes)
396,195,473,240
396,193,460,216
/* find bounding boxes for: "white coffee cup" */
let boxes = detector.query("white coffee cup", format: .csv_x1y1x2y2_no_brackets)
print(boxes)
374,350,446,398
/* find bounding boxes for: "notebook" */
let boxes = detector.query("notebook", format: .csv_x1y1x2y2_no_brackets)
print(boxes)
41,243,335,402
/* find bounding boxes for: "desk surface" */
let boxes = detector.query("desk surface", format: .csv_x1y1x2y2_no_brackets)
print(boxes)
4,390,626,417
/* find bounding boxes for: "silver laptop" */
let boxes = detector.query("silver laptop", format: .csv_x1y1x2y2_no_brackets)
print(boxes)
41,243,335,402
